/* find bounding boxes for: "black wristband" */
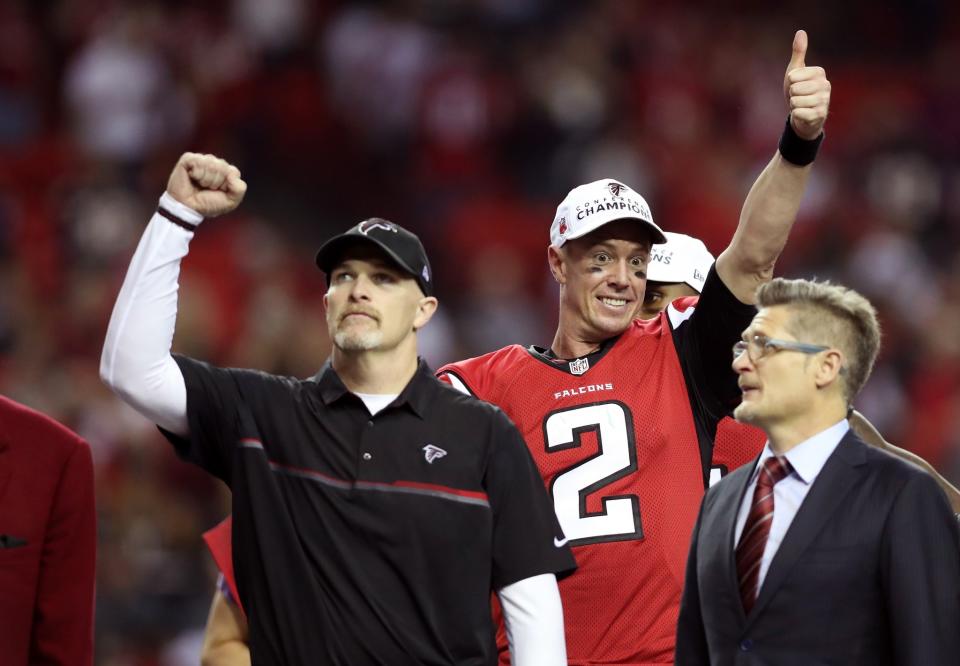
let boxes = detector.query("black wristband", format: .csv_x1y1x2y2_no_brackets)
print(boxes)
778,116,823,166
157,206,198,231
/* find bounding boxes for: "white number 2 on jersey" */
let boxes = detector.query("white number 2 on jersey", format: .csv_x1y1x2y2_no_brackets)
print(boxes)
544,401,643,546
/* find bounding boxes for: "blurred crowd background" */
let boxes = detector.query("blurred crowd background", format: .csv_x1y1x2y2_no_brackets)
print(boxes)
1,0,959,662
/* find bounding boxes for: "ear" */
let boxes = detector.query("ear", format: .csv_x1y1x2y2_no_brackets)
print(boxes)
547,245,566,284
413,296,439,330
322,292,329,312
813,349,844,390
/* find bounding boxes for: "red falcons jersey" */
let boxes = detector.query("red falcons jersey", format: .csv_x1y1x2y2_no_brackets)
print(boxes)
710,416,767,485
439,271,757,665
440,319,702,663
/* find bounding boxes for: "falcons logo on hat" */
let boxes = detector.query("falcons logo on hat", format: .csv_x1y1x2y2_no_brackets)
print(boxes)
558,217,568,235
422,444,447,464
608,182,627,197
358,220,398,235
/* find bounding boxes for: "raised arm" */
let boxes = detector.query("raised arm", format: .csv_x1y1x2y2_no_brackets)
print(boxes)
714,30,830,304
100,153,246,435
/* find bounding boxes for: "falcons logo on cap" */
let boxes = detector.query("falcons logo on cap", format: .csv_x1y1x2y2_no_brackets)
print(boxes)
358,220,398,235
608,182,627,196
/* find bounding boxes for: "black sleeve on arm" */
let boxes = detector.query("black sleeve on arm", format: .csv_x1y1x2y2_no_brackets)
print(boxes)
672,266,757,485
485,409,577,590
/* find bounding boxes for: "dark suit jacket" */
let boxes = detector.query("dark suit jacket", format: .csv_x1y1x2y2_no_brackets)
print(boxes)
676,430,960,666
0,396,96,665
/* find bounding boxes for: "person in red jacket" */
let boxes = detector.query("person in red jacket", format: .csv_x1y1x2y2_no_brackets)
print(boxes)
0,395,96,666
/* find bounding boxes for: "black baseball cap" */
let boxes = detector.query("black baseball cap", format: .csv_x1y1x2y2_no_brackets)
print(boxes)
315,218,434,296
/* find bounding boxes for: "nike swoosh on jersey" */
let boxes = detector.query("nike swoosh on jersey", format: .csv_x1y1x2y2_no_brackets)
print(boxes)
554,536,569,547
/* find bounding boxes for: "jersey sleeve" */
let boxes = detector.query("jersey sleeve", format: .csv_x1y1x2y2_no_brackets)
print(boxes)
485,409,577,590
668,266,757,482
669,265,756,411
436,370,474,396
160,354,286,484
437,354,497,399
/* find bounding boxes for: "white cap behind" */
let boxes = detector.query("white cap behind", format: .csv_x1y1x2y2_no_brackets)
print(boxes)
646,232,715,293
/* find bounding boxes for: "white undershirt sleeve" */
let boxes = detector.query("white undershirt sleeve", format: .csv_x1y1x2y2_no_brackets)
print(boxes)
496,573,566,666
100,192,203,436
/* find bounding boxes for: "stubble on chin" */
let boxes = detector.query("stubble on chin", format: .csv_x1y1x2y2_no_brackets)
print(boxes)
334,329,383,351
733,402,755,425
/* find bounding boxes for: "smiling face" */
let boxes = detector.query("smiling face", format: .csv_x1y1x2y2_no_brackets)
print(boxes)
550,219,653,346
323,244,435,354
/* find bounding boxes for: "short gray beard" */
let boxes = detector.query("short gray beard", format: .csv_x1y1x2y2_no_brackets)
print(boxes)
733,402,757,425
334,329,383,351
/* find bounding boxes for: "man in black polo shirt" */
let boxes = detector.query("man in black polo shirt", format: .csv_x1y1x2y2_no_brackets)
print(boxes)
101,152,576,665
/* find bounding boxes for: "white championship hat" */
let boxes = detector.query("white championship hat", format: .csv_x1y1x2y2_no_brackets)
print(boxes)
646,231,715,293
550,178,667,247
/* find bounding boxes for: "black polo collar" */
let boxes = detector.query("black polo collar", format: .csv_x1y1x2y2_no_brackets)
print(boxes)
313,358,436,419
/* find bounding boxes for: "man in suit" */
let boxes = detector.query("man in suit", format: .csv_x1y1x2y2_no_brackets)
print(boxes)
675,277,960,665
0,395,96,665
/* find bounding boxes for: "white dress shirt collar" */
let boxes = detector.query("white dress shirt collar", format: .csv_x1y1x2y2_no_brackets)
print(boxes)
753,418,850,486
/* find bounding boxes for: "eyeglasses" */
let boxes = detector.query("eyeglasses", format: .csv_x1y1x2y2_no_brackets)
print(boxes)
732,334,831,363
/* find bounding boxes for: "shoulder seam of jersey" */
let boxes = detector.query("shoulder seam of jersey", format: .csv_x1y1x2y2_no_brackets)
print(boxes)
667,299,697,329
439,369,476,397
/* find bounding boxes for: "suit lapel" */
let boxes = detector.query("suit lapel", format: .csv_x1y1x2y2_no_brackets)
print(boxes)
717,457,761,624
745,432,866,627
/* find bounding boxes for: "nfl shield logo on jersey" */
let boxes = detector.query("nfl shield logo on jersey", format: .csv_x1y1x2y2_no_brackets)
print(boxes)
569,357,590,375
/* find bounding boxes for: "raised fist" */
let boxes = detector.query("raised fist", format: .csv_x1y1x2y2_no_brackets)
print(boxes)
783,30,831,141
166,153,247,217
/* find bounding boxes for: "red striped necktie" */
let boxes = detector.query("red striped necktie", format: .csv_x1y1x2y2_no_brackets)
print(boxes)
736,456,793,614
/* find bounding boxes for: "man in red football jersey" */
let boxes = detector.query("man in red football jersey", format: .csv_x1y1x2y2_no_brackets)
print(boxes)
437,30,830,664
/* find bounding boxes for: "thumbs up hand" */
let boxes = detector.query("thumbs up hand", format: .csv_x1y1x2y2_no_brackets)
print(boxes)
783,30,830,140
